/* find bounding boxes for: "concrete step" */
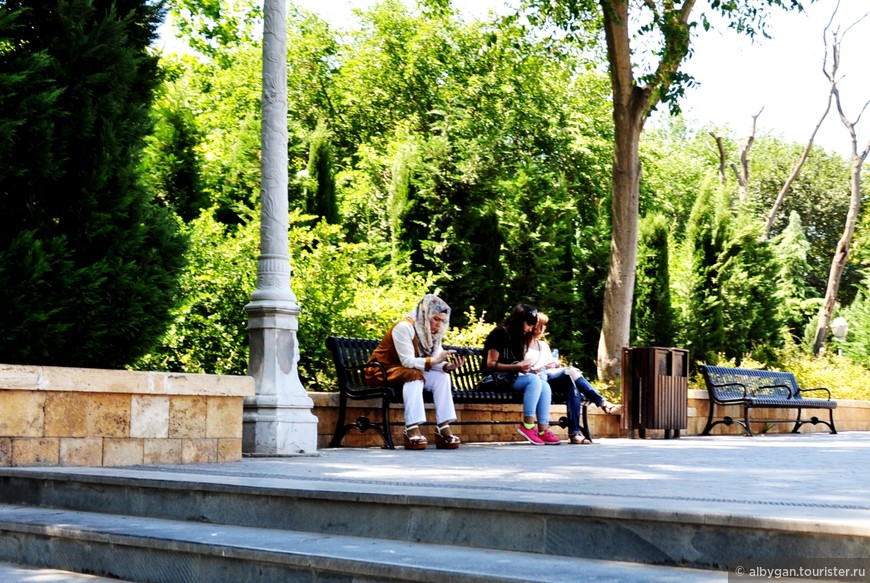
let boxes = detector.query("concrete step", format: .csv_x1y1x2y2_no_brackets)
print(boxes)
0,560,135,582
0,504,725,582
1,467,866,574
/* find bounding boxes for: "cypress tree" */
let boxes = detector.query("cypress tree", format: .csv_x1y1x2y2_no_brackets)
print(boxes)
771,211,816,340
633,213,676,347
140,82,207,222
677,178,729,365
0,0,186,368
306,119,339,224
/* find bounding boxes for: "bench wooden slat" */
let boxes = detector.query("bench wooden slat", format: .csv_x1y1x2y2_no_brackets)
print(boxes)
327,335,590,448
700,365,837,436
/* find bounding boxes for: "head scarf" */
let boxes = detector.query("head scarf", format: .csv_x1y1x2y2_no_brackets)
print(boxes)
407,294,451,356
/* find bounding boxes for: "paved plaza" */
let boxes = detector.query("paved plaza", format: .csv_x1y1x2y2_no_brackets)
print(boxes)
1,431,868,581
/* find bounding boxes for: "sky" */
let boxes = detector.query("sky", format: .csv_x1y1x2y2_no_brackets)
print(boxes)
161,0,870,157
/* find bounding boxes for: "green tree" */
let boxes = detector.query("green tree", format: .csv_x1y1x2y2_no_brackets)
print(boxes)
771,211,817,339
168,0,262,63
633,213,676,347
749,137,852,296
720,217,783,361
135,208,257,374
140,75,207,221
840,275,870,367
0,0,186,368
306,119,339,224
673,178,729,365
527,0,811,383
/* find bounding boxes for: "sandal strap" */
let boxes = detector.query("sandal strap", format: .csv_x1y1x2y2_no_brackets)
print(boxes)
435,423,460,444
404,425,427,443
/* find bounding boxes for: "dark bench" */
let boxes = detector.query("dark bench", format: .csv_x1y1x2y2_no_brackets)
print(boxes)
326,335,591,448
700,365,837,436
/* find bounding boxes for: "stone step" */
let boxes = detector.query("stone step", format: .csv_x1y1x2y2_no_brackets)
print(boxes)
1,467,866,574
0,504,724,582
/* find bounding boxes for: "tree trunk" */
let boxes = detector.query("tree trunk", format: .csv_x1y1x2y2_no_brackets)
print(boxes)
709,133,726,185
811,19,869,355
596,0,650,384
812,148,866,354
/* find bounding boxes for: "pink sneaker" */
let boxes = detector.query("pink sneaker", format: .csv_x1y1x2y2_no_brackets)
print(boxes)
538,429,562,445
516,425,544,445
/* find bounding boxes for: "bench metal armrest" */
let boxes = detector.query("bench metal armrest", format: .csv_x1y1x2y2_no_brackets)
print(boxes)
706,381,749,403
755,383,793,399
797,386,832,400
356,361,387,385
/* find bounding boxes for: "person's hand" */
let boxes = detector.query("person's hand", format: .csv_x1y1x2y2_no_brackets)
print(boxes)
445,355,465,372
437,350,456,365
517,362,532,373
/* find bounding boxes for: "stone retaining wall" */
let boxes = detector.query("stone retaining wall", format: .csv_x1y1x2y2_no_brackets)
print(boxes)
311,389,870,448
3,361,865,462
0,364,254,466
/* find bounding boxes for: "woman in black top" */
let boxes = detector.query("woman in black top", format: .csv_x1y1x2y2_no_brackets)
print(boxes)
482,303,560,445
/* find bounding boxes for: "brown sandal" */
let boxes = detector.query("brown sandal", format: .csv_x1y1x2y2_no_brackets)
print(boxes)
403,425,428,450
601,403,622,415
570,434,592,445
434,423,461,449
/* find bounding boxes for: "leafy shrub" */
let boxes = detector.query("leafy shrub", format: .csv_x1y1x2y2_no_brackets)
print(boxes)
135,207,434,391
133,208,257,374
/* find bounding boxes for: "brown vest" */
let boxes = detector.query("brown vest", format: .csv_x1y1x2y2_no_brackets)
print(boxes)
365,317,425,387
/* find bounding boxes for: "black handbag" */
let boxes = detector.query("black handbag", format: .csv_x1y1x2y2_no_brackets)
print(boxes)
479,370,517,390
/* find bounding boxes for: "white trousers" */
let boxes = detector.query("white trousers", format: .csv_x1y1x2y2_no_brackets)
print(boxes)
403,369,457,427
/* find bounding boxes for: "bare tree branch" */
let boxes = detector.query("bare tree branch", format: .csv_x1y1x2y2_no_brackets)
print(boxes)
761,95,832,240
709,132,727,185
728,109,763,205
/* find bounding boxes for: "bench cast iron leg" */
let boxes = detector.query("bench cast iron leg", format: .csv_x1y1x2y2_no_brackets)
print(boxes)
792,408,838,435
381,396,395,449
329,391,350,447
701,401,718,436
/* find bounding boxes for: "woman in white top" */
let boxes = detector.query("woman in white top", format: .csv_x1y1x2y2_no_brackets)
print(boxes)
523,312,620,444
365,294,464,449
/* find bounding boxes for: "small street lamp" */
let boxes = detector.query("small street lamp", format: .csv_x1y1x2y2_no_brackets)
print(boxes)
831,317,849,355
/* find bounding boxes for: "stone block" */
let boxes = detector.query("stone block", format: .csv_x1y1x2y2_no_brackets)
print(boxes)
144,438,182,465
0,365,41,390
87,394,131,438
60,437,103,466
206,397,243,438
182,438,217,464
103,438,143,466
131,396,170,438
12,438,59,465
0,391,45,437
162,372,255,397
217,438,242,462
169,397,207,438
39,366,151,394
0,438,10,466
44,392,88,437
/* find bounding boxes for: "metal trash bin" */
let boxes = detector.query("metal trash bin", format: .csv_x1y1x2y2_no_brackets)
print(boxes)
621,346,688,439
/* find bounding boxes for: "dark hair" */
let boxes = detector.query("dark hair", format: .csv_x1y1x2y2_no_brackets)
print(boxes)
502,303,538,357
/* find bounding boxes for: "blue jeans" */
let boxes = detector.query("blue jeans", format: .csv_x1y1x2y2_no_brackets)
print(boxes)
512,373,551,423
543,369,605,436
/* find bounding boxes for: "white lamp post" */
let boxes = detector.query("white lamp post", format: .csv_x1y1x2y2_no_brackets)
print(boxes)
831,316,849,355
243,0,318,455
